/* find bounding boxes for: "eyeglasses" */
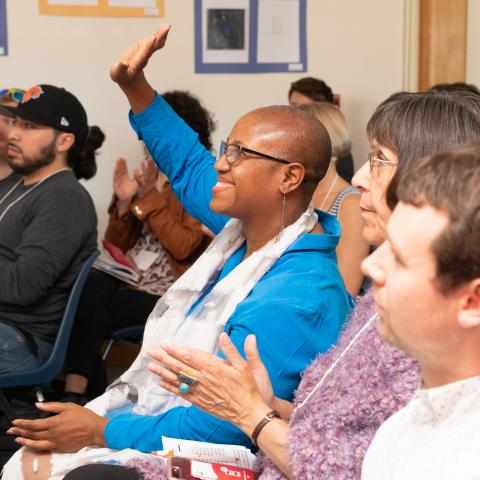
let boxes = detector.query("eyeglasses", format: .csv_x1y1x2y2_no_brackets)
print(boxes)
219,140,291,166
368,151,398,172
0,88,24,104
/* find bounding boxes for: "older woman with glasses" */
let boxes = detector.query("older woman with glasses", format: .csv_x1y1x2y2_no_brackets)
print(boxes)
4,26,352,480
142,89,480,480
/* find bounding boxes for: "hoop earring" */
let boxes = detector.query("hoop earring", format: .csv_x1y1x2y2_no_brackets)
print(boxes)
275,192,286,243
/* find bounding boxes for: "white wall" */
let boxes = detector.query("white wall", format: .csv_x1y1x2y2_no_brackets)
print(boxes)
1,0,407,236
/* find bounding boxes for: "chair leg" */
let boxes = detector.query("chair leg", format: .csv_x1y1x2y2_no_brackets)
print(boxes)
102,339,114,361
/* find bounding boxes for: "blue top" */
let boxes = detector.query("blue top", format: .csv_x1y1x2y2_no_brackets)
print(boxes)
104,94,353,452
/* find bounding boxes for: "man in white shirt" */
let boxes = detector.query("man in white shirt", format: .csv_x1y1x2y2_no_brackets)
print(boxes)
361,144,480,480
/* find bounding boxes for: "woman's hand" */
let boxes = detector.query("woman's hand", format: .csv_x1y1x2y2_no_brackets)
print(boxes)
113,157,138,203
7,402,109,453
148,333,275,432
134,158,158,198
110,25,171,87
155,170,169,194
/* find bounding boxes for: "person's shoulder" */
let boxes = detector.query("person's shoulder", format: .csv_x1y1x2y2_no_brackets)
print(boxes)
33,173,96,217
39,171,93,199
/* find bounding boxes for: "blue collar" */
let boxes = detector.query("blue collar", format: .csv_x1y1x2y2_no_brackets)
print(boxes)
285,209,340,253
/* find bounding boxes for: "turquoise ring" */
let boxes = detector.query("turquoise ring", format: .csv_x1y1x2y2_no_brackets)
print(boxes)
179,382,190,394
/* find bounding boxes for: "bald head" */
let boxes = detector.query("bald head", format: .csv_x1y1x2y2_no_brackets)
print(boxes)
237,106,332,190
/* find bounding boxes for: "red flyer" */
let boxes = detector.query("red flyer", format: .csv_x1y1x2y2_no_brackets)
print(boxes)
168,457,257,480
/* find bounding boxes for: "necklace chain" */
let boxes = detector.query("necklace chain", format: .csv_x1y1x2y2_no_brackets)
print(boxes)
317,173,339,211
0,168,70,224
292,312,379,420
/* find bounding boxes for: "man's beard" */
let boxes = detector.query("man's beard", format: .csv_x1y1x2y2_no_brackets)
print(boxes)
8,138,57,176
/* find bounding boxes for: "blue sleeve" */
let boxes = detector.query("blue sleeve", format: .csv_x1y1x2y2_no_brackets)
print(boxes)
104,406,252,453
128,94,229,234
104,282,343,452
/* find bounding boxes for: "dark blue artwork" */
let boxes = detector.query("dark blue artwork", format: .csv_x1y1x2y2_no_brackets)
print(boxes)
195,0,307,74
0,0,7,56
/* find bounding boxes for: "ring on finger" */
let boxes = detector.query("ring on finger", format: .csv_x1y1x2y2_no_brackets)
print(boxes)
178,370,198,386
179,383,190,394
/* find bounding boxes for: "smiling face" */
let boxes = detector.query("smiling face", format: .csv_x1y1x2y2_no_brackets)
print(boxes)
210,111,296,220
361,203,459,360
352,140,398,246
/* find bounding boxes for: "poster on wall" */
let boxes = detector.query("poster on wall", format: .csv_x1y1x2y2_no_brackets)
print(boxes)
38,0,164,17
0,0,8,56
195,0,307,73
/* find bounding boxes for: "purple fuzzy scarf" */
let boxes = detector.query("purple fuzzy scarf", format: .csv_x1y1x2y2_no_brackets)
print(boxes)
256,291,419,479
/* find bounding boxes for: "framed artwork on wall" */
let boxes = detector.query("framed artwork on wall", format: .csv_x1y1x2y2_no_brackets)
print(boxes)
195,0,307,73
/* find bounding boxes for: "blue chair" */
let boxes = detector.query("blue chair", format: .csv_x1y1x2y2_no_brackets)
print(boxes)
102,325,145,361
0,250,99,389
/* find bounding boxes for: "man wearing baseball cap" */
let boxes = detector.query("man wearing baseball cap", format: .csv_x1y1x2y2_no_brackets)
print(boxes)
0,84,104,374
0,88,24,192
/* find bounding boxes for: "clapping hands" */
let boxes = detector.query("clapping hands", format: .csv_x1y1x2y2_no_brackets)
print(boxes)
148,333,275,429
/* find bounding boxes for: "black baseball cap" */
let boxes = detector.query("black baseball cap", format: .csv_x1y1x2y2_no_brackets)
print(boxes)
0,84,89,145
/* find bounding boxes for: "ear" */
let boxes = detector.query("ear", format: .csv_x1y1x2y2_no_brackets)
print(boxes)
279,162,305,194
56,132,75,153
458,280,480,329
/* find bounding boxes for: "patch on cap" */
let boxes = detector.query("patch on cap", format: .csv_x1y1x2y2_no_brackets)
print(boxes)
22,86,44,104
60,116,70,127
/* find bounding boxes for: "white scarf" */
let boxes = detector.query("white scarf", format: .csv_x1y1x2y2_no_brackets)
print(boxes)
3,206,318,480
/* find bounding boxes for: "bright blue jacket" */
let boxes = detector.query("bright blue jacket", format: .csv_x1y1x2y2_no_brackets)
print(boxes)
104,95,353,452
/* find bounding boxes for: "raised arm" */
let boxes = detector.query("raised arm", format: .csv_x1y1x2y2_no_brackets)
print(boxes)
110,26,228,233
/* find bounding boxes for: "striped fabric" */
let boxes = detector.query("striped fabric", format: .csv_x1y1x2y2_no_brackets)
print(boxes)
328,185,360,217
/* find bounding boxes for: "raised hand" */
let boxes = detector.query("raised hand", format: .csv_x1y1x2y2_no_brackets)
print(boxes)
134,158,159,198
110,25,171,87
113,157,138,203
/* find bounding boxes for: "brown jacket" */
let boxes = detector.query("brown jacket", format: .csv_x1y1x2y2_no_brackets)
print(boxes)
105,184,210,278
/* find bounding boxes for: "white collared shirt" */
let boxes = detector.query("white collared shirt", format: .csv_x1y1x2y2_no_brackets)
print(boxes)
362,375,480,480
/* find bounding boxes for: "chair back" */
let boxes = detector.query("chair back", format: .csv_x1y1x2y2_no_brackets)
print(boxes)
0,250,99,388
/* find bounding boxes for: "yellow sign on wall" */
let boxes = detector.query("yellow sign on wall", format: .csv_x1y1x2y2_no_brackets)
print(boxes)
39,0,164,17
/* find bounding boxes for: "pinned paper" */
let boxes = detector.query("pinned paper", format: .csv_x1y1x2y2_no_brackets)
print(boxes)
38,0,164,17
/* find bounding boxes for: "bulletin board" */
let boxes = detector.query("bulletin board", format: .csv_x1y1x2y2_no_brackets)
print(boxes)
38,0,164,17
0,0,8,56
195,0,307,74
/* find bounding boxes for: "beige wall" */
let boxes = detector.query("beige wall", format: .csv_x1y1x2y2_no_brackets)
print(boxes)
1,0,408,236
467,0,480,85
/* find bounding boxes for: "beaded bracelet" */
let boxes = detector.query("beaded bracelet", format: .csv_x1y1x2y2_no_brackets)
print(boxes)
251,410,281,447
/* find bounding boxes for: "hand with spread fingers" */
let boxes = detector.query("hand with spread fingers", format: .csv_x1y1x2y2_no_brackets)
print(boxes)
6,402,109,453
148,333,276,433
110,24,171,87
110,25,171,114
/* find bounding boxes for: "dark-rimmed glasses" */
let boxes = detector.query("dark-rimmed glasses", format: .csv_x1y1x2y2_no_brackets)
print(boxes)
219,140,291,166
368,151,398,172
